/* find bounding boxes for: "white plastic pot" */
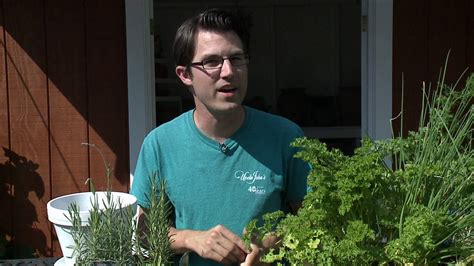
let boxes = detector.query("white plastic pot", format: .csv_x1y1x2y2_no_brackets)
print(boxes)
47,191,137,265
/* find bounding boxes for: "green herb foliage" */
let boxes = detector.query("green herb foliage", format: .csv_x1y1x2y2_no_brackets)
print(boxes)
67,145,173,265
67,191,137,264
136,174,173,265
67,178,173,265
246,70,473,265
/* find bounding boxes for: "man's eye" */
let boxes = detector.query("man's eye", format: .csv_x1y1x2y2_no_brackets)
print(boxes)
231,55,245,60
229,55,246,64
203,59,221,67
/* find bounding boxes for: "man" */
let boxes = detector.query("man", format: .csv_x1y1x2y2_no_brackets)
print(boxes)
130,8,309,265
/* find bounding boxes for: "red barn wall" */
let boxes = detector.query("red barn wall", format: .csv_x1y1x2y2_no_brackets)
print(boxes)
0,0,129,258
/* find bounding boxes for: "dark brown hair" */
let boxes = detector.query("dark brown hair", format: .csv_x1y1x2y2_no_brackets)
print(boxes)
172,8,250,70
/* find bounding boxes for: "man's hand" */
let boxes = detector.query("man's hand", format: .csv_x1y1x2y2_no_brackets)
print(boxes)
176,224,249,265
240,229,279,266
138,206,248,264
240,243,268,266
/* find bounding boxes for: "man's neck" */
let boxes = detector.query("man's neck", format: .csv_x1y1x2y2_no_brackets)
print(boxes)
193,106,245,144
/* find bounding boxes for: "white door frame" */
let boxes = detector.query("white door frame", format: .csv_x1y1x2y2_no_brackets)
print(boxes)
125,0,393,180
361,0,393,141
125,0,155,184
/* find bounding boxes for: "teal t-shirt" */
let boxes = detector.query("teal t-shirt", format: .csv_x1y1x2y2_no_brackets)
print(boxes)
130,106,309,265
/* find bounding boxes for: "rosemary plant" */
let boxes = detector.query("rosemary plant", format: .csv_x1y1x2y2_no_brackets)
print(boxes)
66,146,173,265
135,174,173,265
67,192,137,264
66,143,137,264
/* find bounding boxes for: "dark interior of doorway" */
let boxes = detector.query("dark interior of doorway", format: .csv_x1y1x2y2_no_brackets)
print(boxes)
153,0,361,155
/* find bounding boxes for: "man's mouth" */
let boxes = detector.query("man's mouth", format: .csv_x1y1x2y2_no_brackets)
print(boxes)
217,86,238,93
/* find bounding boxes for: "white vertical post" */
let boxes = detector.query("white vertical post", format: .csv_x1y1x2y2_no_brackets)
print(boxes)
125,0,155,185
361,0,393,141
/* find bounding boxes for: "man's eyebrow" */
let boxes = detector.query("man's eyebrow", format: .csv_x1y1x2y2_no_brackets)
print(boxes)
200,54,220,59
200,51,245,59
229,52,246,57
228,51,246,56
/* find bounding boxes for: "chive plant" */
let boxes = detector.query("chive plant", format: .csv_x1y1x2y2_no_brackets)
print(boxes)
386,66,473,263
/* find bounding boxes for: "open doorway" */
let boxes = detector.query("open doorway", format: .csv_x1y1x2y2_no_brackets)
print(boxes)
152,0,361,154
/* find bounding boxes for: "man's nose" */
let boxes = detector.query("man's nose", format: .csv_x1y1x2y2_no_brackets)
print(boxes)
219,58,234,78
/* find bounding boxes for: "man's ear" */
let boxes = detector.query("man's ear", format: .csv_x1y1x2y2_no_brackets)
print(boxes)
176,66,193,86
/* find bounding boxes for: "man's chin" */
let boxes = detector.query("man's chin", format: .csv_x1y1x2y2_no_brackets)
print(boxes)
211,103,244,116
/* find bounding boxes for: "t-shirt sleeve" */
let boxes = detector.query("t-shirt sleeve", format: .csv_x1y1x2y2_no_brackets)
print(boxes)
285,127,310,204
130,133,161,209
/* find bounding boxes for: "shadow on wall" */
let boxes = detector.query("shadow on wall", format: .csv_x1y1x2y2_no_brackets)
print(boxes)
0,2,130,190
0,148,48,259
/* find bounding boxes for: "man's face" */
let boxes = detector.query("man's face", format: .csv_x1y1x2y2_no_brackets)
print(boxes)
176,29,248,116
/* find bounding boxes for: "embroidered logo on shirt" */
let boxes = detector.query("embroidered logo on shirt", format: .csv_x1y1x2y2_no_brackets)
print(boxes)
234,170,266,195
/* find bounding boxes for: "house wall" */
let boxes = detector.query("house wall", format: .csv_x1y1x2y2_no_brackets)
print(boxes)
0,0,129,258
393,0,474,134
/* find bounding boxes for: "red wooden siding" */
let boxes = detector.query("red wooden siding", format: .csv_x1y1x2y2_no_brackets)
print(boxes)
4,0,52,257
45,0,89,255
0,0,129,258
0,0,12,256
85,0,129,191
468,0,474,69
393,0,472,134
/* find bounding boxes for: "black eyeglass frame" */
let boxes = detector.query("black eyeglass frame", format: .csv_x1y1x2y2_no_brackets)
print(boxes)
189,54,250,70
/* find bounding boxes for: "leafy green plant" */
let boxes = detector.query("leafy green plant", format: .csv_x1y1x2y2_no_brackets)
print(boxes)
245,69,473,265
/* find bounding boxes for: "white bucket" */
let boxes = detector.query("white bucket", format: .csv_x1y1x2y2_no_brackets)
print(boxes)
47,191,137,265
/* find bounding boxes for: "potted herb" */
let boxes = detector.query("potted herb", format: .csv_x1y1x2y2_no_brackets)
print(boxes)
47,144,173,265
133,173,174,266
246,69,473,265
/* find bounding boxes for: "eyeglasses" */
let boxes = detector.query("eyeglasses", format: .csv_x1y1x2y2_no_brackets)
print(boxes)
190,54,249,70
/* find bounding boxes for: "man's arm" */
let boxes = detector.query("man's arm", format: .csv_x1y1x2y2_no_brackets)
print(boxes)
137,206,249,264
